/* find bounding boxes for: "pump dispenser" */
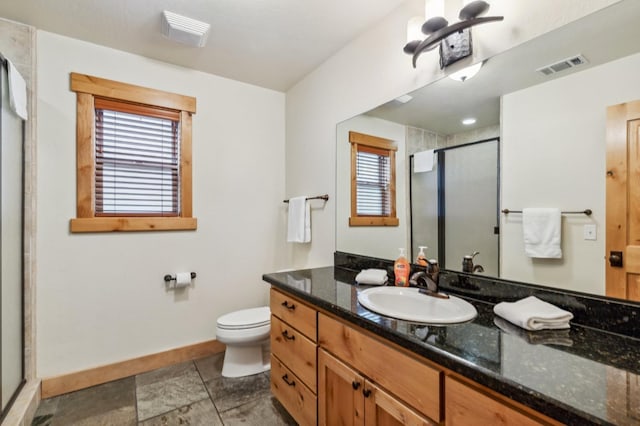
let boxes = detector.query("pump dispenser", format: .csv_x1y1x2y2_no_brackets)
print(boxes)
416,246,428,266
394,248,410,287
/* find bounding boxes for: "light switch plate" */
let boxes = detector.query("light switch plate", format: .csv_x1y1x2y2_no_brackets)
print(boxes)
584,224,597,240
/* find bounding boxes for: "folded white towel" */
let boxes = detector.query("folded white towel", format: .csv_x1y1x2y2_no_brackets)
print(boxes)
355,269,388,285
287,196,310,243
523,208,562,258
7,59,28,120
493,296,573,331
414,149,435,173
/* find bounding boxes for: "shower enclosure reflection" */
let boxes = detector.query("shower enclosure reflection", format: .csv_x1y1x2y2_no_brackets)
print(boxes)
410,138,499,275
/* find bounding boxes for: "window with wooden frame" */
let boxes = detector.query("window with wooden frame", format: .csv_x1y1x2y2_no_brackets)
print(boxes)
349,131,399,226
69,73,197,232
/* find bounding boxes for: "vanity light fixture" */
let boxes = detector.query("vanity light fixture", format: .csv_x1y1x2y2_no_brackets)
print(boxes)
462,118,477,125
403,1,503,69
448,62,483,82
161,11,211,47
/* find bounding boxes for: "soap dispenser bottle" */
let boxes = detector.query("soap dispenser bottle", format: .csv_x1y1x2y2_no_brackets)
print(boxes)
416,246,428,267
394,248,410,287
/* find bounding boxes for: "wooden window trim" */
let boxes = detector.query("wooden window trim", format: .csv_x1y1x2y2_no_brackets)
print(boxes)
69,73,197,232
348,131,399,227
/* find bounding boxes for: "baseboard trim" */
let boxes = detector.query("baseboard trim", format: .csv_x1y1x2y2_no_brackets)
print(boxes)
41,339,225,399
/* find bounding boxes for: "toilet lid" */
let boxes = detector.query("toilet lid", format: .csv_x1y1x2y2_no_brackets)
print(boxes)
217,306,271,330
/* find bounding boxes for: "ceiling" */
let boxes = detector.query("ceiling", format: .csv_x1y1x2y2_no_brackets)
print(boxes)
0,0,406,91
366,0,640,135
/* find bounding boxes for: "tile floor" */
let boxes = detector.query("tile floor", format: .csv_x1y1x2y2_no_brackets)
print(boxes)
31,353,296,425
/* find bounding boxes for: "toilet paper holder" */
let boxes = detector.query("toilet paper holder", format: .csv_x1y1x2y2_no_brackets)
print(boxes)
164,272,197,282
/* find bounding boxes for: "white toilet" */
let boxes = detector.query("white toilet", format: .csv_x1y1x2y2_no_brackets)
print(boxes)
216,306,271,378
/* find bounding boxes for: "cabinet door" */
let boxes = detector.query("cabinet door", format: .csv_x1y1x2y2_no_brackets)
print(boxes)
318,349,364,426
364,382,436,426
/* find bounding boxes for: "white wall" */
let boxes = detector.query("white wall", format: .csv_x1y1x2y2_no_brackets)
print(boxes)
336,115,408,259
285,0,620,269
36,31,286,377
501,51,640,295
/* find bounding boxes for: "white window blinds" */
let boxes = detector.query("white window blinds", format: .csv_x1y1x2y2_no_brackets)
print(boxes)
356,146,391,216
94,98,180,216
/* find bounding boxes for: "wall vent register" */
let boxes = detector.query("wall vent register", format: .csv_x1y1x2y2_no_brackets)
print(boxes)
536,54,588,76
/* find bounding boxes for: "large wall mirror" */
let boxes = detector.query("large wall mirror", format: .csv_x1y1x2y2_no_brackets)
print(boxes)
336,0,640,298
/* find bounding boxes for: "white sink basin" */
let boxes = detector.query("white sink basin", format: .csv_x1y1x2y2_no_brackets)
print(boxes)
357,286,477,324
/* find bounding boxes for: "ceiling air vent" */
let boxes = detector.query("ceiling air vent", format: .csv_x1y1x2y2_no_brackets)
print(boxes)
536,55,588,76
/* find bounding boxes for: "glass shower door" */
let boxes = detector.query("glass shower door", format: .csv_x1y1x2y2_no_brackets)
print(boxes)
443,140,499,275
1,60,25,415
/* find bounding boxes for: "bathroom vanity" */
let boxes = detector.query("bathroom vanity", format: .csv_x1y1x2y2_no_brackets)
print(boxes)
263,256,640,425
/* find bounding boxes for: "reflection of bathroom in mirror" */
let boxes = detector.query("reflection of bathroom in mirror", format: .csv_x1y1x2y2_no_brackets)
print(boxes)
336,0,640,298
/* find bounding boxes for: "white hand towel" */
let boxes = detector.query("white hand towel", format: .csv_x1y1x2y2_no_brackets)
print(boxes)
287,196,310,243
493,296,573,331
7,60,28,120
355,269,388,285
414,149,435,173
522,208,562,258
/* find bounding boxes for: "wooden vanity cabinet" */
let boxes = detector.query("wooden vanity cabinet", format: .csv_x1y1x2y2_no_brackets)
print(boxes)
270,287,563,426
318,348,436,426
318,313,442,424
269,288,318,426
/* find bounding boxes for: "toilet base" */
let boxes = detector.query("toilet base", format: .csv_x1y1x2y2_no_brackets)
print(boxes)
221,343,270,378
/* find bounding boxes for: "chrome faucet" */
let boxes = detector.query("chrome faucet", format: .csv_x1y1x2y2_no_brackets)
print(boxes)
462,251,484,273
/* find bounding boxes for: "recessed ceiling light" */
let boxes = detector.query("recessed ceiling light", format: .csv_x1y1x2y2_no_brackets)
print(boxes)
462,118,476,125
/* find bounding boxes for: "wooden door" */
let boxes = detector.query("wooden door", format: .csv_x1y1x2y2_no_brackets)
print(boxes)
363,381,435,426
318,349,364,426
606,100,640,301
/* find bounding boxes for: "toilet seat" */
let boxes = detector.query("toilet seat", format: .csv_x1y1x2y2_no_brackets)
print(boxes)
217,306,270,330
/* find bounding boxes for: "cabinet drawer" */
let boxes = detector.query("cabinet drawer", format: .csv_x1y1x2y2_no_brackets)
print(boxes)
271,315,317,389
270,288,317,341
319,313,442,422
271,354,317,426
445,376,555,426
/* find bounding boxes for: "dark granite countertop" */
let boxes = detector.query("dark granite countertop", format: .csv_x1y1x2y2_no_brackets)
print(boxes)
263,266,640,426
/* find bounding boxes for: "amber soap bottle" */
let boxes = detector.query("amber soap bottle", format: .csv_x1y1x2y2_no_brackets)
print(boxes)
394,248,410,287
